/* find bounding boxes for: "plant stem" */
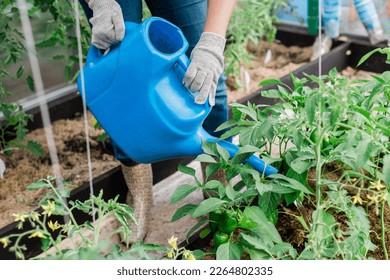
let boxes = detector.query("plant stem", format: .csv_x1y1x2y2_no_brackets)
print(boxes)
48,180,88,243
380,201,388,260
315,143,323,208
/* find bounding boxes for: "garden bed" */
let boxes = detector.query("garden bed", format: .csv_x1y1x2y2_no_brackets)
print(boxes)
178,34,390,260
1,24,389,259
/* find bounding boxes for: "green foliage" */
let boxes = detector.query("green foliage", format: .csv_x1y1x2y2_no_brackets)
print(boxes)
358,47,390,66
170,141,302,260
29,0,91,83
0,176,167,260
171,50,390,259
225,0,289,85
0,0,90,157
0,102,42,156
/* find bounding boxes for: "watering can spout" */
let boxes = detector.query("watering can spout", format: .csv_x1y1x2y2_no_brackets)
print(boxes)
198,128,278,176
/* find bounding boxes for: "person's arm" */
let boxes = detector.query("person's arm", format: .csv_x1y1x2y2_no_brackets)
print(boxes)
204,0,236,36
183,0,236,106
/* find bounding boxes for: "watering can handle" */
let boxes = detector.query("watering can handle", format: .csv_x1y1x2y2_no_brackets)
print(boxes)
86,21,138,63
175,53,199,99
177,53,191,72
177,53,191,80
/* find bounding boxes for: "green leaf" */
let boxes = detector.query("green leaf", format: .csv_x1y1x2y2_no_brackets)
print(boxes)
26,140,43,156
52,55,65,60
171,204,197,222
83,221,94,231
216,144,230,161
16,66,24,78
26,75,34,91
236,104,258,121
36,37,58,48
270,243,298,259
350,105,371,121
186,217,208,241
219,126,242,140
195,154,216,163
226,183,239,201
203,180,224,190
350,205,370,232
192,198,227,218
41,237,51,252
178,165,196,177
284,168,307,205
269,174,314,194
258,192,282,217
215,119,236,132
216,242,242,260
260,89,282,99
259,78,283,86
57,187,71,199
304,93,319,125
330,103,343,127
202,141,218,157
255,181,296,195
382,155,390,186
64,65,71,82
245,248,270,260
370,74,385,83
191,250,206,260
26,180,50,190
286,167,308,186
239,125,262,146
235,145,261,155
114,211,131,232
199,227,211,238
205,164,220,181
241,233,271,252
170,184,198,204
357,48,380,67
97,132,109,142
311,209,336,244
244,206,283,244
290,158,314,174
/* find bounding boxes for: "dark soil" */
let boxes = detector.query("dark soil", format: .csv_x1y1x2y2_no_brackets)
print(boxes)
0,112,119,228
227,40,313,103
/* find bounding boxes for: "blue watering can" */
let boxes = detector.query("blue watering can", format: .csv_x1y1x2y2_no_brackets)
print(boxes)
77,17,277,176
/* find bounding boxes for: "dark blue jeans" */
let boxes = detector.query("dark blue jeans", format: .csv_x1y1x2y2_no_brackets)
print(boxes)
79,0,228,165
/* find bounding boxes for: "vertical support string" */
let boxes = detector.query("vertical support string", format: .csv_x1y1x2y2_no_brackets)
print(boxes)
16,0,69,223
318,0,322,79
73,0,96,223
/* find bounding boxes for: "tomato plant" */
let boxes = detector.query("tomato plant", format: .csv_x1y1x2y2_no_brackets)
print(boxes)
171,49,390,260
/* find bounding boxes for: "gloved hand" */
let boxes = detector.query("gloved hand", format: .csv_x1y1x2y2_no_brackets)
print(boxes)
310,35,332,61
88,0,125,50
183,32,226,106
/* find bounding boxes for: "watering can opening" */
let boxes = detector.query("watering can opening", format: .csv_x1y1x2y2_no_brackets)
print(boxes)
148,20,184,55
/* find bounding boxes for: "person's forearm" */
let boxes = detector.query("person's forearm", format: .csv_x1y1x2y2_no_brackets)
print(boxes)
203,0,236,36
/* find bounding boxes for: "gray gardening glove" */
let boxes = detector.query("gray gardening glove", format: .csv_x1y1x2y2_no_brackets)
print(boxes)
88,0,125,50
183,32,226,106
